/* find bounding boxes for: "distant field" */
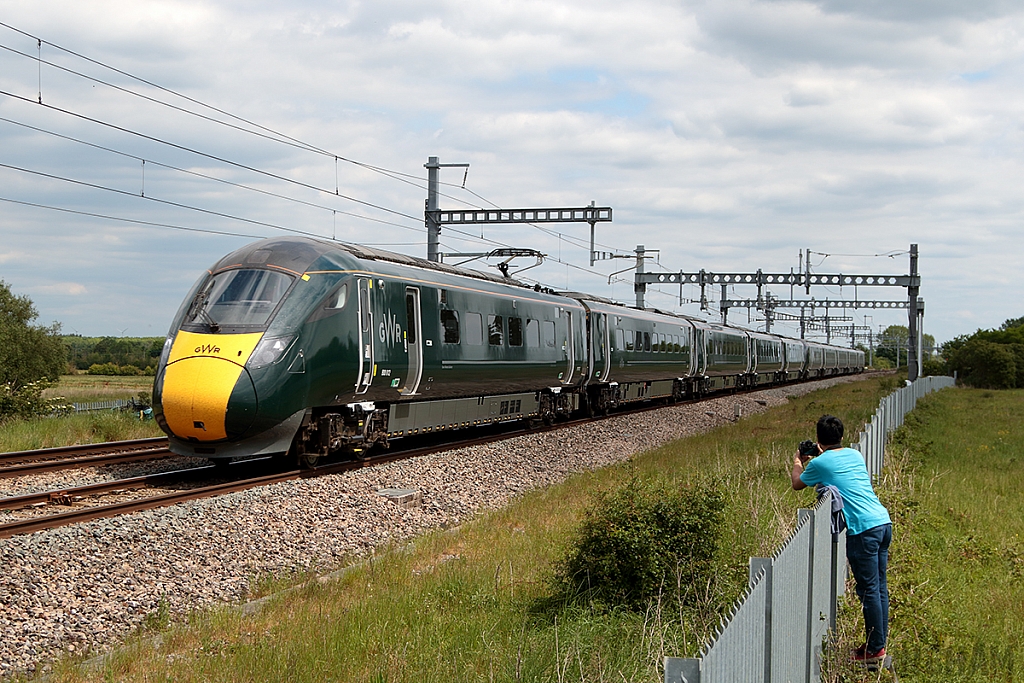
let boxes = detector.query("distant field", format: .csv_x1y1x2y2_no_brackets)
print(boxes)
43,374,155,404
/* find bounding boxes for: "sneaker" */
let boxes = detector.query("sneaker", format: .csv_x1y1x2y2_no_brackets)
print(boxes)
852,645,886,671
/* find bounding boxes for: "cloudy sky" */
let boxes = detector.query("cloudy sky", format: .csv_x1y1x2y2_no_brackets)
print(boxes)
1,0,1022,345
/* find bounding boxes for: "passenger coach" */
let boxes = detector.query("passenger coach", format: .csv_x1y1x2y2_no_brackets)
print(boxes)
153,237,864,465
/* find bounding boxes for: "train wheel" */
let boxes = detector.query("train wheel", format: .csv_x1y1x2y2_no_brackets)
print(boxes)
298,452,320,468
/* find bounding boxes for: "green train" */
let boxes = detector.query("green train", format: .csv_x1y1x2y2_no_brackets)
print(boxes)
153,237,864,465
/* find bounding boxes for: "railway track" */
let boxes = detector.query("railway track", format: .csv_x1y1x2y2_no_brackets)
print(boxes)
0,437,172,479
0,374,875,539
0,406,621,538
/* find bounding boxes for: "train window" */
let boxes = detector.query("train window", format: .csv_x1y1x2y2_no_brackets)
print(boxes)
440,310,460,344
508,317,523,347
634,331,642,351
465,312,483,345
525,319,540,347
625,330,634,351
440,289,448,304
651,333,659,353
643,332,651,352
615,328,624,351
673,335,680,353
326,283,348,309
488,315,504,346
659,337,667,353
542,320,556,347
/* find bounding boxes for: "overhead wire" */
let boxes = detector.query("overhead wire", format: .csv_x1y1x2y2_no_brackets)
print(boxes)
0,195,263,239
0,87,423,225
1,161,351,238
2,20,636,262
1,20,644,295
0,40,333,157
0,21,478,203
0,114,423,233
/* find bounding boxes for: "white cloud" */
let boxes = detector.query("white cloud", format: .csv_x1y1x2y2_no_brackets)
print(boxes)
31,282,88,296
0,0,1022,341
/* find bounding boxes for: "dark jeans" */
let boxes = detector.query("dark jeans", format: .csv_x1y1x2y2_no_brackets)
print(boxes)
846,523,892,653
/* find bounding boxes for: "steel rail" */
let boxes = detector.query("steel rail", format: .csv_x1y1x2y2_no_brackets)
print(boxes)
0,437,168,463
0,465,216,510
0,372,876,538
0,415,588,538
0,447,174,479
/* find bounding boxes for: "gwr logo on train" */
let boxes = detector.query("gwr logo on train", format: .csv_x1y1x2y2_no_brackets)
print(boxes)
378,310,403,346
195,344,221,354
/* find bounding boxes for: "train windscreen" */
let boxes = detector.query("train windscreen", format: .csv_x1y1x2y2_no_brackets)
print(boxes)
186,269,294,330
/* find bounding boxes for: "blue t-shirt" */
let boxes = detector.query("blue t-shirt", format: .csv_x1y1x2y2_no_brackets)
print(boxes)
800,447,891,535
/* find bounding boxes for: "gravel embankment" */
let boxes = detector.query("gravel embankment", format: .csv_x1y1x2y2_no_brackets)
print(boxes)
0,375,868,678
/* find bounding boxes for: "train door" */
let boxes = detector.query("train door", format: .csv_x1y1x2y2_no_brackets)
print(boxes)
400,287,423,396
695,328,707,375
590,311,611,382
562,309,575,384
686,326,697,376
355,277,374,394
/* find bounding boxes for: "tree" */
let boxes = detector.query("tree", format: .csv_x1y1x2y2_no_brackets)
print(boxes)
947,339,1017,389
0,281,66,388
875,324,935,366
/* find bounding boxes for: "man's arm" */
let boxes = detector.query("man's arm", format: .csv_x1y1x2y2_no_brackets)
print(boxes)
791,452,809,490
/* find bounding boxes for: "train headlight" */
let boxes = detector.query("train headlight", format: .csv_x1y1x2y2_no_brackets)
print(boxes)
248,335,296,369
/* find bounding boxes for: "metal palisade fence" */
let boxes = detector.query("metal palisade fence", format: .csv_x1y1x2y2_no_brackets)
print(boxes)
664,374,956,683
70,399,136,413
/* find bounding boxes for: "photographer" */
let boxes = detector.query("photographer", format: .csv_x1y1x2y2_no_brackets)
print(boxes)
790,414,892,669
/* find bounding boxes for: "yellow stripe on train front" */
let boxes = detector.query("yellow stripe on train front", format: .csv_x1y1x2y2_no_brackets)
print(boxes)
162,332,263,441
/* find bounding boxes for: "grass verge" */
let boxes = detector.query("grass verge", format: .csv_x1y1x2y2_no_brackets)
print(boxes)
0,375,161,452
825,388,1024,682
41,376,897,682
0,411,163,453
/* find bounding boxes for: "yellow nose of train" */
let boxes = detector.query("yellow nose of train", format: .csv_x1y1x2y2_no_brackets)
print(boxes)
161,331,263,441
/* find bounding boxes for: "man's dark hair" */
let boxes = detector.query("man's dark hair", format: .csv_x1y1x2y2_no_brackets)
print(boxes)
816,414,844,447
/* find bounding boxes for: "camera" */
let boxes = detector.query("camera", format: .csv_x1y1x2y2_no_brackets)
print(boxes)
798,440,820,458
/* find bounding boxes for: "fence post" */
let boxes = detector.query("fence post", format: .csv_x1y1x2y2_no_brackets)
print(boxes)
799,508,815,682
664,657,700,683
751,557,773,682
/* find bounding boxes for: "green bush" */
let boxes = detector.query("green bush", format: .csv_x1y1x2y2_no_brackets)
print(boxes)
921,357,947,377
555,478,725,610
872,357,893,370
948,339,1017,389
87,362,146,376
0,380,71,422
1012,344,1024,388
